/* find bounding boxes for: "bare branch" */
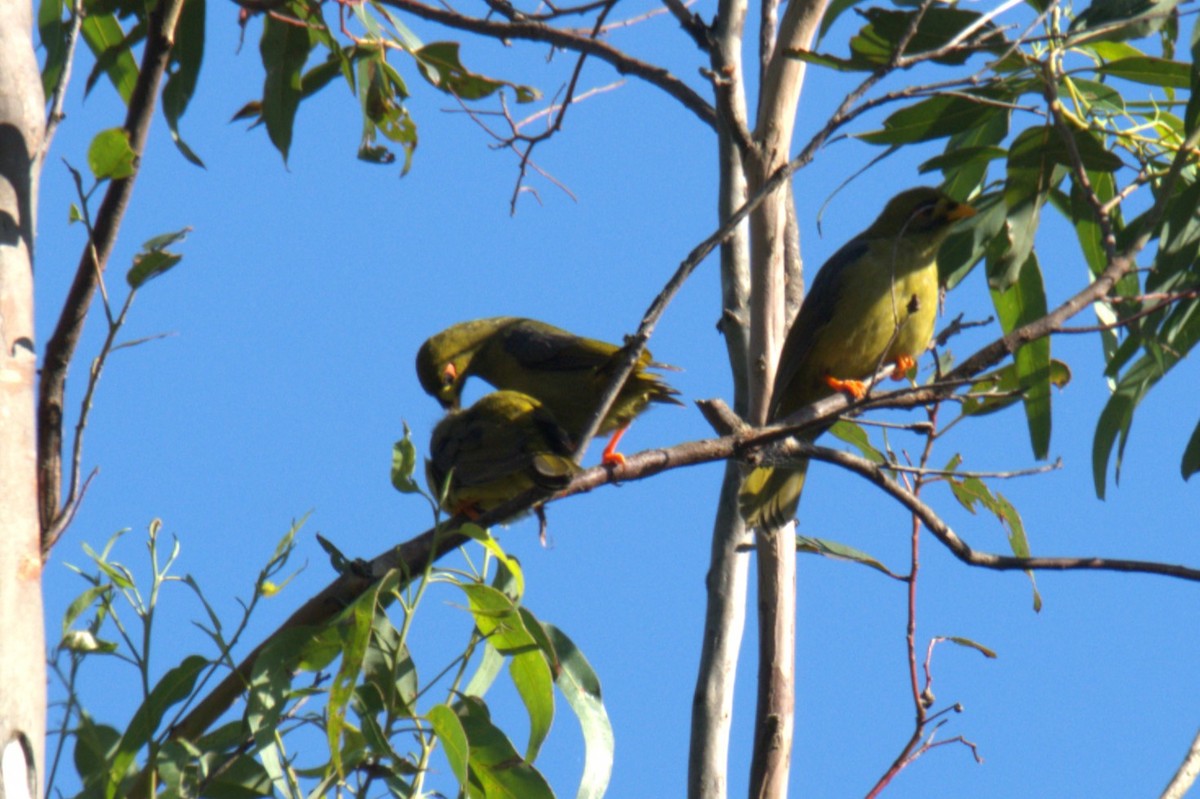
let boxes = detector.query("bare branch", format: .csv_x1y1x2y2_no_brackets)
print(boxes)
37,0,189,545
39,0,85,164
377,0,718,128
1161,727,1200,799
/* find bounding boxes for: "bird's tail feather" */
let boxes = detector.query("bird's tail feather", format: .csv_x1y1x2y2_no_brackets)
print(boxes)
739,461,810,530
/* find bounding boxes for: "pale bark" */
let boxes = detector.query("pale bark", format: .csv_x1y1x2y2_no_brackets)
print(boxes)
0,0,46,792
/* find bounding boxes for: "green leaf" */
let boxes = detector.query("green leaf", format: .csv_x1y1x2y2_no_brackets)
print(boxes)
358,612,418,717
460,523,525,599
996,491,1042,611
919,145,1008,175
391,426,420,493
414,42,540,102
1093,298,1200,495
989,126,1069,291
850,7,1007,67
990,253,1052,458
1096,56,1191,87
87,128,136,181
39,0,69,97
127,227,190,288
464,640,507,700
457,583,535,652
942,636,999,658
859,93,1004,145
105,656,208,799
960,359,1071,417
74,717,121,793
428,703,470,786
61,584,112,638
260,14,314,162
939,191,1007,290
1065,77,1125,112
545,624,613,799
818,0,868,43
326,576,390,776
357,52,417,172
162,0,206,167
828,420,885,463
80,11,139,103
795,535,898,577
1182,419,1200,479
509,645,555,761
455,696,555,799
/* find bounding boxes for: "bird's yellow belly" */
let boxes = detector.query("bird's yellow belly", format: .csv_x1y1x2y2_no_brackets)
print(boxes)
815,256,937,380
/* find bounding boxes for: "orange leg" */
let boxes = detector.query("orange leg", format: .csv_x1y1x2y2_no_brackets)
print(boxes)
891,354,916,381
823,374,867,400
602,426,629,466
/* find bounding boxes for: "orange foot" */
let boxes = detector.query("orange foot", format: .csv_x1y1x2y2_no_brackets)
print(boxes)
602,426,629,467
453,502,483,520
891,354,916,381
824,374,867,400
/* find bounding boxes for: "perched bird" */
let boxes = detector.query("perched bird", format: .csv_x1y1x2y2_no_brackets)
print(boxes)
426,390,581,517
416,317,682,465
739,187,976,530
1068,0,1181,43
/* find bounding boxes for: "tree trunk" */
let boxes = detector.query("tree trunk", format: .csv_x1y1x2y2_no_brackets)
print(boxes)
0,0,46,793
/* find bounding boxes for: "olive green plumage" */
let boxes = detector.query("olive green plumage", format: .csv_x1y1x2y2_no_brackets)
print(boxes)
416,316,682,445
740,187,976,530
426,390,581,516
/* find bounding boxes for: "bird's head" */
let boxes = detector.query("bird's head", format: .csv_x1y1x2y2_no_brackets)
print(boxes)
415,339,465,410
416,317,515,409
866,187,977,241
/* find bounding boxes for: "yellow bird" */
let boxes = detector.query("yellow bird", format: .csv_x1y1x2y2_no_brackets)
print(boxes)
426,390,581,517
416,317,681,465
740,187,976,529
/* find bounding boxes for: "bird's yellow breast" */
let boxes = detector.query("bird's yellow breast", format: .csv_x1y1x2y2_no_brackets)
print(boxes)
792,238,938,402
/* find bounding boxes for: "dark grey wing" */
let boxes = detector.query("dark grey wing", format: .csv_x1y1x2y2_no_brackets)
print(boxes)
500,319,615,373
770,236,867,416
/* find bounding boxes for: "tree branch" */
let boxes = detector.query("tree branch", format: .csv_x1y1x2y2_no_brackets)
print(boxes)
377,0,718,129
37,0,188,543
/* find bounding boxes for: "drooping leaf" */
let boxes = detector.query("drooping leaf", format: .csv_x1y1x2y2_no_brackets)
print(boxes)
940,191,1007,290
80,11,139,103
428,704,470,786
414,42,540,102
545,624,613,799
260,13,314,162
828,420,885,463
990,253,1052,458
39,0,69,96
162,0,206,166
942,636,999,658
1181,419,1200,479
960,359,1071,417
454,696,556,799
795,535,900,577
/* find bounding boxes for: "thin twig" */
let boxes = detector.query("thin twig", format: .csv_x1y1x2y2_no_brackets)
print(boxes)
40,0,85,164
37,0,190,545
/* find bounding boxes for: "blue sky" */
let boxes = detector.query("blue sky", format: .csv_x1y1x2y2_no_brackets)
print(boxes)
34,1,1200,796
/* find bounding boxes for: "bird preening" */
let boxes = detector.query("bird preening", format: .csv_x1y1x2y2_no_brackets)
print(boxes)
416,317,682,516
412,187,976,528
